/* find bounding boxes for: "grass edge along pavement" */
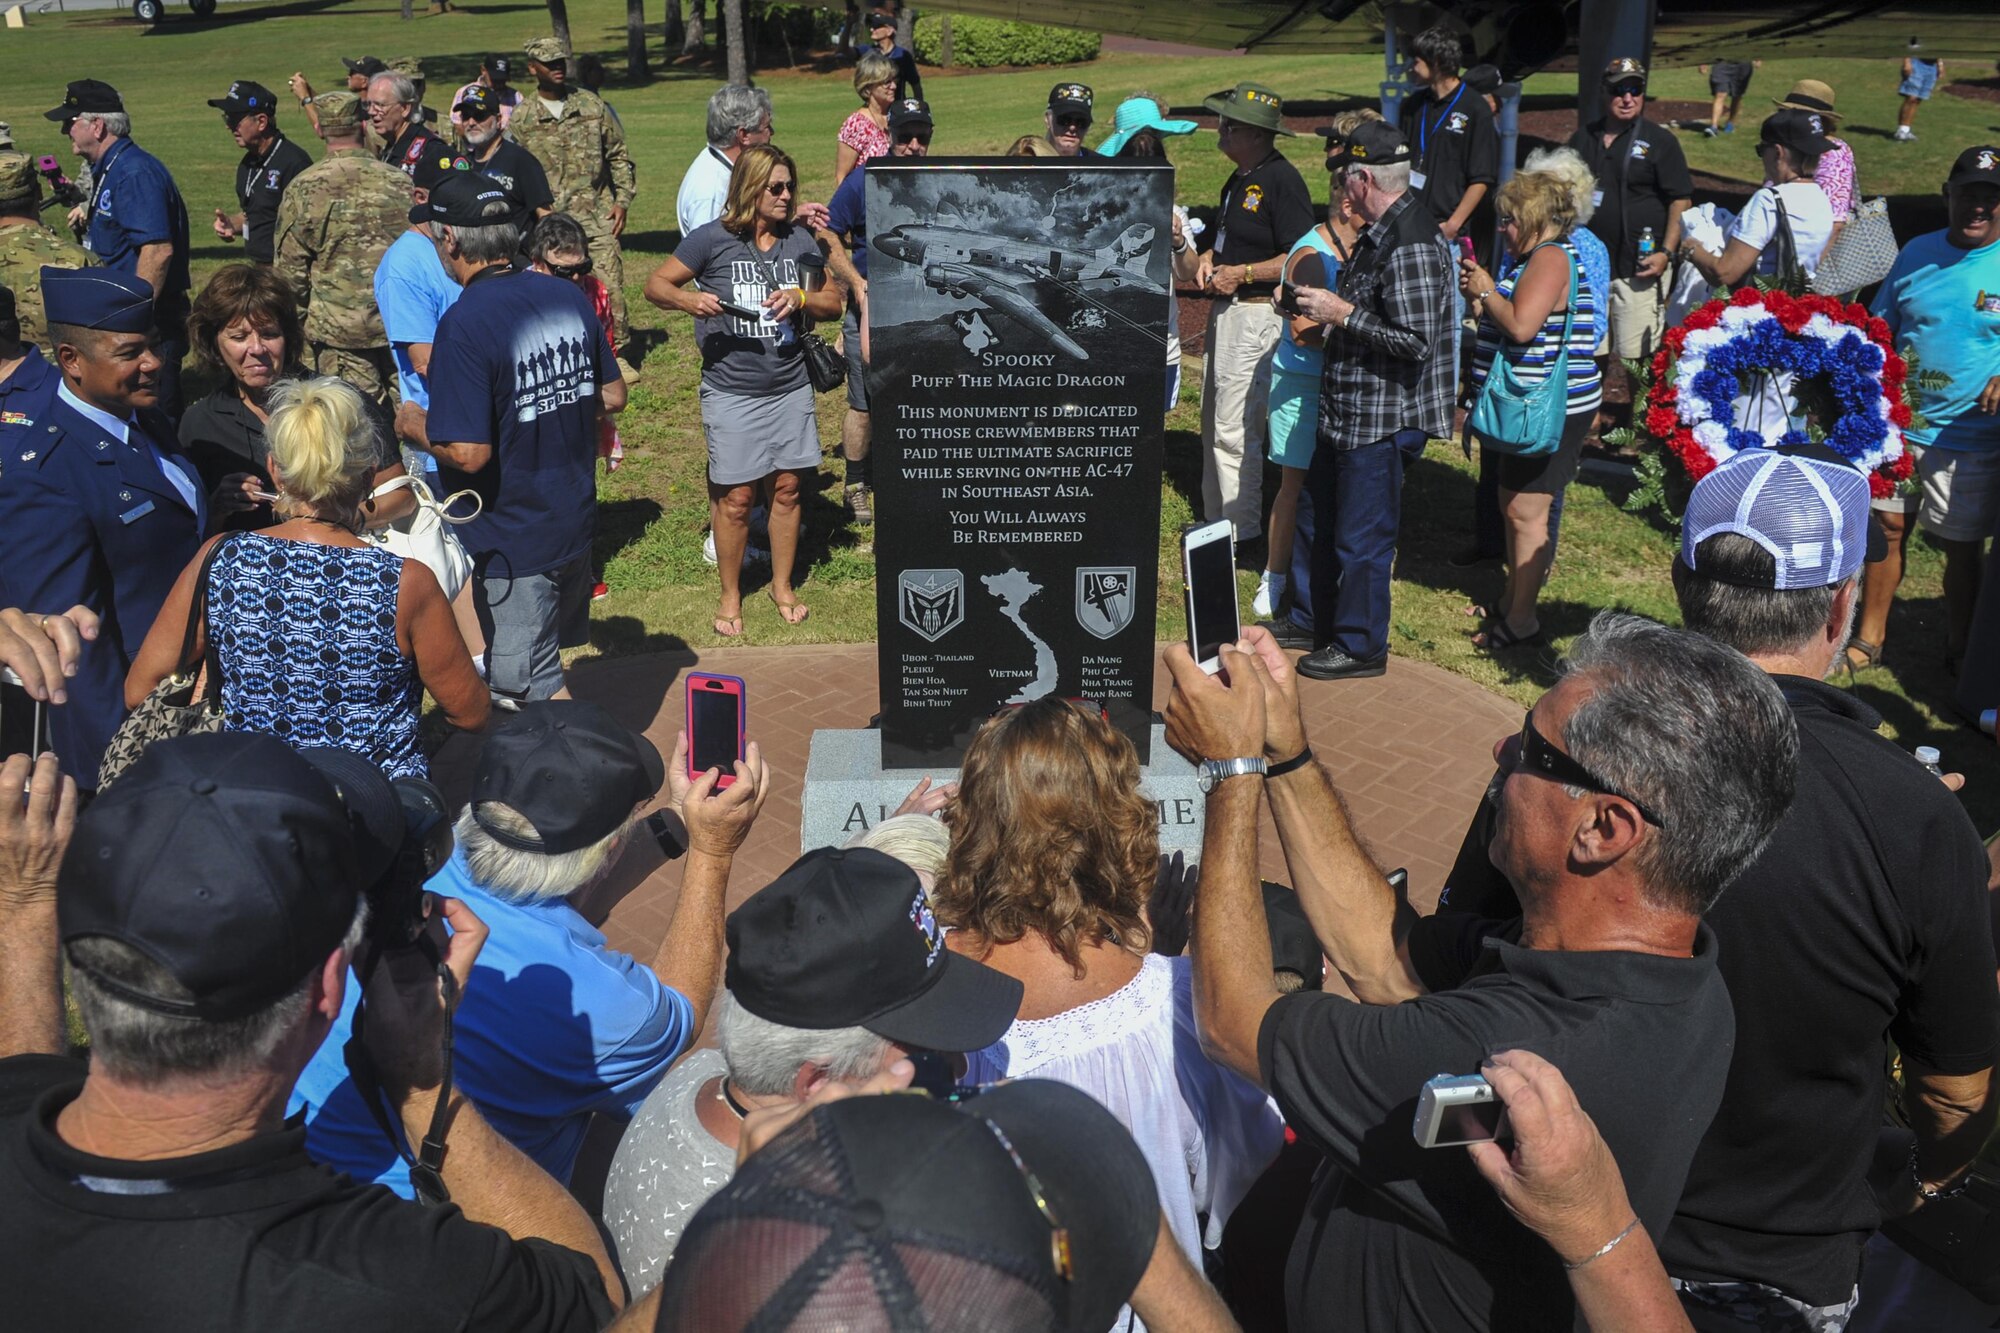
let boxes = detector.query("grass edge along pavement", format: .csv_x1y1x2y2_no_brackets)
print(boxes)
4,13,1994,820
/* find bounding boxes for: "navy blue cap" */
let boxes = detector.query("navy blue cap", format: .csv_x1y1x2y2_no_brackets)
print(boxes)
44,79,123,122
208,80,278,117
471,699,665,853
42,266,155,332
57,734,392,1022
412,169,518,228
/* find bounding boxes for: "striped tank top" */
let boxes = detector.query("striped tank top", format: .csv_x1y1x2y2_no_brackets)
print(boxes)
1471,238,1602,416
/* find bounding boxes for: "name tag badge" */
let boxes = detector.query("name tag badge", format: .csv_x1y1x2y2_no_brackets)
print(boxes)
119,499,156,524
1409,170,1429,192
1592,189,1605,208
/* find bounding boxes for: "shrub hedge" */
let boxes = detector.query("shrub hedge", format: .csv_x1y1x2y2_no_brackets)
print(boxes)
911,14,1101,68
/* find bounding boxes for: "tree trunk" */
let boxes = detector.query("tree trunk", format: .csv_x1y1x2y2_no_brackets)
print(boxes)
400,0,413,18
662,0,682,54
940,14,953,66
626,0,649,78
546,0,574,53
684,0,706,56
722,0,748,85
894,4,912,51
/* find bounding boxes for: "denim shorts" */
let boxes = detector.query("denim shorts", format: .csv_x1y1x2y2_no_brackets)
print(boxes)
1899,60,1939,99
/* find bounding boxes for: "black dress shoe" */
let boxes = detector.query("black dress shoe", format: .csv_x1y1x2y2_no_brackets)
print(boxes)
1259,619,1315,650
1447,545,1502,569
1296,647,1389,681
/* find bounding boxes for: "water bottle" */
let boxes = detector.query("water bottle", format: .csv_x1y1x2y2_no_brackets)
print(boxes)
1637,226,1656,259
1914,745,1943,778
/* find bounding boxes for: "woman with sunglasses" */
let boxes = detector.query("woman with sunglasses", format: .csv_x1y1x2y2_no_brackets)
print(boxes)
1678,110,1835,291
835,50,897,189
646,145,845,637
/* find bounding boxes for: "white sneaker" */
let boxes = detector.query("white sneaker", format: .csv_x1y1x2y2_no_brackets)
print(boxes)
1893,127,1915,142
703,530,718,566
702,530,770,567
1252,573,1286,620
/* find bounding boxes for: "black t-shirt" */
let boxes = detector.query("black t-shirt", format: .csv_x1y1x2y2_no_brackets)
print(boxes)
383,124,445,180
1211,150,1316,293
1437,678,2000,1306
1399,83,1498,226
236,134,314,265
1568,116,1693,280
1259,914,1734,1332
475,139,556,214
0,1060,614,1331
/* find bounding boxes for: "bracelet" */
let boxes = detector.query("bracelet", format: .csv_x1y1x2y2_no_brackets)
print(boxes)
1909,1141,1973,1202
1243,264,1254,285
1562,1217,1641,1271
1265,746,1314,778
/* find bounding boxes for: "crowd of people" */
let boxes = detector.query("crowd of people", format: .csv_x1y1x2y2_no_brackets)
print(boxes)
0,18,1997,1333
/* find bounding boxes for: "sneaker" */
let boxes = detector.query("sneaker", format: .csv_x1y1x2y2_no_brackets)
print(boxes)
592,581,609,601
1260,618,1315,651
1893,127,1915,142
615,355,641,384
845,482,874,525
703,530,718,566
1447,545,1502,569
703,530,770,567
1296,647,1388,681
1702,125,1718,137
1718,123,1734,134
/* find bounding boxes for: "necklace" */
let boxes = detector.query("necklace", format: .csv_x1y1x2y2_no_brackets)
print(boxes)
716,1078,752,1120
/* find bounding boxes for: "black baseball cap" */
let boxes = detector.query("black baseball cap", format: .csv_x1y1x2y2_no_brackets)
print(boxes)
342,55,388,77
469,700,664,853
207,80,278,119
1464,63,1503,95
1342,119,1412,167
865,10,894,29
1948,145,2000,188
726,847,1023,1052
44,79,124,123
1759,108,1835,158
484,53,513,78
409,143,470,195
57,734,404,1022
1048,81,1094,121
888,97,932,134
456,85,500,120
412,169,520,229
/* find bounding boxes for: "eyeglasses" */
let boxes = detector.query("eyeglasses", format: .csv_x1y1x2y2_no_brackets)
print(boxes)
1496,214,1517,228
1607,82,1646,98
765,179,795,196
978,1118,1073,1282
1511,712,1666,827
547,257,593,279
895,131,932,146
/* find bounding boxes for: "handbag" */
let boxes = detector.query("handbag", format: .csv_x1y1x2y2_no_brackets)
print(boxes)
800,326,847,394
1467,244,1576,458
1769,193,1807,294
97,534,235,792
362,473,483,602
1811,168,1899,296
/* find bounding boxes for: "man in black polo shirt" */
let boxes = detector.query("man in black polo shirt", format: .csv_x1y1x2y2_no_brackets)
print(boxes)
368,68,441,180
1192,81,1314,555
207,80,313,265
1161,606,1798,1333
458,86,554,217
1568,57,1690,407
1042,80,1097,158
1437,447,1998,1331
1398,25,1497,243
0,735,622,1329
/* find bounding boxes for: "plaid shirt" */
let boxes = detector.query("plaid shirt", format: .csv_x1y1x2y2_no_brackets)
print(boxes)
1317,192,1456,451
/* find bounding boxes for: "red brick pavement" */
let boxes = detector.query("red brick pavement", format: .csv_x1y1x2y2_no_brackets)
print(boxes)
431,645,1522,963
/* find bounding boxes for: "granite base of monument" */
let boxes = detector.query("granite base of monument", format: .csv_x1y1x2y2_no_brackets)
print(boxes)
802,724,1204,855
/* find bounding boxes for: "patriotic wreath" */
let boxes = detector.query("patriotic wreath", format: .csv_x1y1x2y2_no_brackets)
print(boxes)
1626,287,1915,509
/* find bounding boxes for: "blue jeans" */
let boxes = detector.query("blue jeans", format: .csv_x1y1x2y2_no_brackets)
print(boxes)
1473,448,1567,559
1287,488,1315,630
1307,429,1427,659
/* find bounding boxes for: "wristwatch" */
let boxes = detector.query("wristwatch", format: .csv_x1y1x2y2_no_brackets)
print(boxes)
1198,756,1267,791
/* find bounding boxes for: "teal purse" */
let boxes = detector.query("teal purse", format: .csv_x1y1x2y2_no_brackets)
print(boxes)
1468,244,1576,458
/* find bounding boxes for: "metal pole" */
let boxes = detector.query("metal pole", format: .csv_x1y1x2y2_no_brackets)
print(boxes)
1577,0,1655,127
1379,20,1406,126
1493,81,1520,263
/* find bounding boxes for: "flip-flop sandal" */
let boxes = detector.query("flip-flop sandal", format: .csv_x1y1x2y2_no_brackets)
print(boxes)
713,613,744,638
770,595,810,626
1841,637,1882,678
1473,617,1544,652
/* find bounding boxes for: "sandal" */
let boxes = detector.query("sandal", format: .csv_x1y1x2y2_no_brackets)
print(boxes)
770,593,810,626
1473,617,1544,651
713,612,744,638
1841,637,1882,677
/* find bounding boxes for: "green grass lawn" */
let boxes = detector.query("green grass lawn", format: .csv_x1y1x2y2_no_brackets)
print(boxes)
9,6,2000,821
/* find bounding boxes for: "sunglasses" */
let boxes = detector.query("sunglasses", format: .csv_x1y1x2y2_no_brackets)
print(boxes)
895,131,932,146
461,108,497,122
547,257,593,279
764,178,795,196
1607,82,1646,98
1053,117,1090,133
979,1118,1073,1282
1512,712,1666,827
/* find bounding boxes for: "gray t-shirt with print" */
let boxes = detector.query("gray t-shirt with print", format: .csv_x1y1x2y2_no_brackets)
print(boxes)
672,220,818,396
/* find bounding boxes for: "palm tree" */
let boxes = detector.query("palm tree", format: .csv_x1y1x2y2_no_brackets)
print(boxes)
722,0,748,85
627,0,649,77
545,0,573,54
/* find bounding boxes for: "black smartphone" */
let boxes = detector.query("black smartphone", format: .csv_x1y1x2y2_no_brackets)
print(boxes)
685,673,747,788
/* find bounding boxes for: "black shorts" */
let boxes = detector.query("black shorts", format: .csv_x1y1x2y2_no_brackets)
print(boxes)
1709,61,1754,98
1488,410,1592,496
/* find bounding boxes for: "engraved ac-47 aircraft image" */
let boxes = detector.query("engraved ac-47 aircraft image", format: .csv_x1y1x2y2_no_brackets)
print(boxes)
872,221,1166,362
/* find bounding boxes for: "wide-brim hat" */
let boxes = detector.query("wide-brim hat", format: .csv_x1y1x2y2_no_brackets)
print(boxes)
1203,81,1295,136
1097,96,1199,157
1773,79,1840,121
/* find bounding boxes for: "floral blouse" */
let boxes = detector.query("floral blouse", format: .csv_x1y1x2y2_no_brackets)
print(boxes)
838,108,890,164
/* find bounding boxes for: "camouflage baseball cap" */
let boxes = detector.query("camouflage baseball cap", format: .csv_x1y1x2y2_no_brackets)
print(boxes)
314,91,365,132
524,36,568,63
0,121,14,150
0,153,37,206
389,55,425,79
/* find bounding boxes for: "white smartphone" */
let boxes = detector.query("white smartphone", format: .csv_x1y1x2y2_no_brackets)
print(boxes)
1181,519,1239,676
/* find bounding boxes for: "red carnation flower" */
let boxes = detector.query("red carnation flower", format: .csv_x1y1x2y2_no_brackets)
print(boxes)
1866,317,1891,344
1731,287,1763,308
1869,472,1893,499
1646,406,1679,437
1891,403,1913,428
1883,355,1907,386
1844,302,1868,323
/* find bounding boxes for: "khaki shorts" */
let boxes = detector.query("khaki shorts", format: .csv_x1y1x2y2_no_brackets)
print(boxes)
1915,445,2000,542
1608,275,1665,361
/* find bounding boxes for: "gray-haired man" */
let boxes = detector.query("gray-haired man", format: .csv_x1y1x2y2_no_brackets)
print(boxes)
676,85,773,237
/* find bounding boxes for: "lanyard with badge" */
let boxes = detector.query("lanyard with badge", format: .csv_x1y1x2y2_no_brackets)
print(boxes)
237,136,286,244
1412,83,1465,194
86,137,134,237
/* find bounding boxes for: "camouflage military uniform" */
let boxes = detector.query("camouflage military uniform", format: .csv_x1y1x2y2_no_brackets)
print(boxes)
0,219,93,352
511,87,635,342
272,144,410,413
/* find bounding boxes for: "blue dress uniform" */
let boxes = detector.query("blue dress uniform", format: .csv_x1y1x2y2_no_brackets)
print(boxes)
0,347,61,452
0,269,204,788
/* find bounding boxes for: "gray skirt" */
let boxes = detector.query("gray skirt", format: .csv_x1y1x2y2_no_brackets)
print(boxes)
700,381,822,486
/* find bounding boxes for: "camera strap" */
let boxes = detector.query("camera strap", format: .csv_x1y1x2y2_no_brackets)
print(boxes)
342,936,460,1208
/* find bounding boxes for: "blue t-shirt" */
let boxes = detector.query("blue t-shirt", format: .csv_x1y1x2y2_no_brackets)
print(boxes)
1873,229,2000,453
425,268,616,576
374,229,462,410
289,849,697,1197
1569,225,1611,349
86,138,190,300
828,163,870,279
1273,229,1340,379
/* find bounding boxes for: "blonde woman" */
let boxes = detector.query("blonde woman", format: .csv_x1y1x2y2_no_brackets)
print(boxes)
835,50,897,188
646,146,845,635
129,376,489,777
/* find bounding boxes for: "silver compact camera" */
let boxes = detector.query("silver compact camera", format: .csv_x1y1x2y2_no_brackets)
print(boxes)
1412,1072,1509,1148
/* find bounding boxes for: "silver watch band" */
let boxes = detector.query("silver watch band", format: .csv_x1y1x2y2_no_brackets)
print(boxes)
1199,756,1268,790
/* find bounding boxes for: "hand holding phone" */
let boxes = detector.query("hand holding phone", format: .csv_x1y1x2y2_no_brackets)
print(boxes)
1182,520,1240,676
1457,236,1476,264
686,673,747,788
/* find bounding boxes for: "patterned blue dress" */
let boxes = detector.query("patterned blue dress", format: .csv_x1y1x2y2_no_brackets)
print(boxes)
208,532,426,778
